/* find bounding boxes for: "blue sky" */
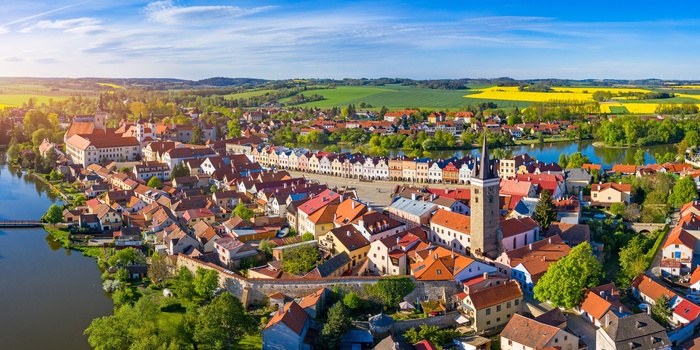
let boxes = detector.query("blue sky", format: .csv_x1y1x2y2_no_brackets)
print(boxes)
0,0,699,80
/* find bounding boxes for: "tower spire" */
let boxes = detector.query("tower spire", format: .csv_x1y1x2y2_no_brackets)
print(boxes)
479,132,490,180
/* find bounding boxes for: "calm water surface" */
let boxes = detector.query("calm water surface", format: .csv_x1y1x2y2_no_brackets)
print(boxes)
311,139,677,168
0,156,112,349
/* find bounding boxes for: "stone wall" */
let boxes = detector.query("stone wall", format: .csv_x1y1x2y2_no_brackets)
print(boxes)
176,254,462,307
393,310,460,332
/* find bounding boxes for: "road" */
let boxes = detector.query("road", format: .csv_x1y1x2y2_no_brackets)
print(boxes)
288,170,454,209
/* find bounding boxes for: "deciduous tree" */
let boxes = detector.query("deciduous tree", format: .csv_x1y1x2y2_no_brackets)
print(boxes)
194,267,219,300
233,202,254,221
669,176,697,207
372,276,415,308
534,242,603,308
282,244,319,275
194,293,254,350
42,204,64,224
147,176,162,189
316,302,351,350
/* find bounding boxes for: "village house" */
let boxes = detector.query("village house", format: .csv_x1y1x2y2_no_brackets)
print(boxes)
495,235,571,294
352,211,407,242
262,301,311,350
318,225,371,270
461,281,523,332
500,313,577,350
386,197,437,228
661,227,697,276
591,182,632,205
213,236,258,269
428,209,471,255
368,228,426,276
65,134,141,167
133,162,171,181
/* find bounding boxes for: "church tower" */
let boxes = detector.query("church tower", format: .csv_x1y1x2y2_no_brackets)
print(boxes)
94,96,107,132
470,133,501,259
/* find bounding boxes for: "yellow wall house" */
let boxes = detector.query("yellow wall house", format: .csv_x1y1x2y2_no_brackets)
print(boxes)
318,225,371,270
462,280,523,332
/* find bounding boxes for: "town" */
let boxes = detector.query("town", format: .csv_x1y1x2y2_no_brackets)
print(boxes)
6,100,700,350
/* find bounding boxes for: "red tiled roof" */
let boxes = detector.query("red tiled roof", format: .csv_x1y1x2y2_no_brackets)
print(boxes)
265,301,308,335
429,209,470,234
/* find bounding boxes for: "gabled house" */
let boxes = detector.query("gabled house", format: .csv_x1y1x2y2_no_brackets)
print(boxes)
461,281,523,332
500,313,577,350
368,228,426,276
318,225,371,270
495,235,571,294
661,227,697,276
578,282,632,327
297,287,326,319
163,227,199,255
213,236,258,269
352,211,407,242
595,313,670,350
591,182,632,205
192,220,222,253
386,197,437,228
410,246,497,282
262,301,311,350
428,209,471,255
500,217,540,252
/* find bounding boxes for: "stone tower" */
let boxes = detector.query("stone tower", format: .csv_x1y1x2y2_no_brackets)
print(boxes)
470,132,501,259
94,96,107,132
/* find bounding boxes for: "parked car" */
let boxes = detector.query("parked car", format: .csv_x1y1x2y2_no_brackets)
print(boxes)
687,294,700,303
638,303,649,311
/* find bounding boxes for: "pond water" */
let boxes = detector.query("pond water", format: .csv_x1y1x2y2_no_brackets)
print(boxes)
307,139,678,169
0,156,113,349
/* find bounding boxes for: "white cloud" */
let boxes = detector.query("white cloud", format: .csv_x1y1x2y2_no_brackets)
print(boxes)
20,17,102,33
144,0,273,25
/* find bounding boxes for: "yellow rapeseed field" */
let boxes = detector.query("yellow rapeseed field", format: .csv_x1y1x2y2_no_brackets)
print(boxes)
97,83,124,89
465,86,656,102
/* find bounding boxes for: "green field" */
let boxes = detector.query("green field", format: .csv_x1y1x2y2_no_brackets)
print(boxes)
608,106,629,114
223,89,283,100
277,85,530,109
0,93,84,108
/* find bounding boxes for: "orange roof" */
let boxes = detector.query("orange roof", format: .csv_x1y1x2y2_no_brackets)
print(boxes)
333,199,367,226
429,209,471,234
500,217,539,238
500,314,560,349
691,267,700,285
681,201,700,217
298,288,325,309
410,246,475,281
591,182,631,193
663,227,696,249
466,281,522,310
611,164,637,174
265,301,308,335
580,290,613,320
504,235,571,283
631,274,676,302
307,204,339,224
65,121,97,139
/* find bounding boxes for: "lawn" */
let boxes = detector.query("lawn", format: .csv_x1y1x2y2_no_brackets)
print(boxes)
0,93,83,108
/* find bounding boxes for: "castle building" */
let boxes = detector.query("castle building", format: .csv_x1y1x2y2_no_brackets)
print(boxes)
470,133,502,259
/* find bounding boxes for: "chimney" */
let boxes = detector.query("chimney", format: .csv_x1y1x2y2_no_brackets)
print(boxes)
605,313,610,328
359,219,364,228
483,272,488,280
434,253,438,260
347,231,352,237
619,306,623,314
529,243,533,250
352,201,356,210
542,256,546,261
445,188,448,194
334,213,337,221
548,237,552,244
412,193,417,201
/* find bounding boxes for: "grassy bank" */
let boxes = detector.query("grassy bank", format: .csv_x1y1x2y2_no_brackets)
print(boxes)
44,224,106,259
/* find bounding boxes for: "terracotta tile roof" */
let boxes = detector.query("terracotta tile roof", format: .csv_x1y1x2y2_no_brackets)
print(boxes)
333,199,368,226
65,121,97,139
66,134,140,151
500,217,539,238
307,204,339,224
611,164,637,174
663,227,696,249
504,235,570,283
681,201,700,217
500,179,533,197
429,209,470,234
631,274,676,302
297,288,325,309
410,247,475,281
467,280,522,310
591,182,632,193
297,189,340,215
679,213,700,230
353,211,404,235
265,301,308,335
682,337,700,350
691,267,700,285
500,314,560,349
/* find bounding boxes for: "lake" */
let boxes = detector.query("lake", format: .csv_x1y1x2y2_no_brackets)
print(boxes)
0,156,113,350
308,139,678,168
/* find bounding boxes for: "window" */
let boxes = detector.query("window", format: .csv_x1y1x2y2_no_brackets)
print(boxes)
497,317,500,322
486,320,491,326
496,305,501,312
485,308,491,315
507,301,511,308
437,270,442,275
515,299,519,306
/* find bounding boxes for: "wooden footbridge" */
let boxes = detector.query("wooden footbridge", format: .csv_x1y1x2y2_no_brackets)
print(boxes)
0,220,45,227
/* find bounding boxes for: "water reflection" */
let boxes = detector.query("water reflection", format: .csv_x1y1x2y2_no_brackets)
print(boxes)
309,139,677,169
45,233,62,251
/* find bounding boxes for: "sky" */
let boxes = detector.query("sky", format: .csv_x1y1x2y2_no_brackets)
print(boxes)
0,0,699,80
